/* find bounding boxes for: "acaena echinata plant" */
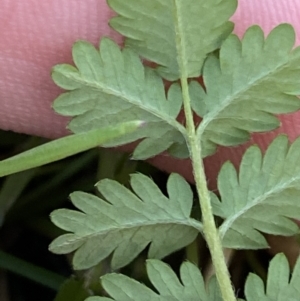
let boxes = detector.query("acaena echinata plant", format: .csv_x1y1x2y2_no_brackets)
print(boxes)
1,0,300,300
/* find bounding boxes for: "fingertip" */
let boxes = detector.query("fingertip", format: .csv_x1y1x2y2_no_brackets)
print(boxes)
232,0,300,45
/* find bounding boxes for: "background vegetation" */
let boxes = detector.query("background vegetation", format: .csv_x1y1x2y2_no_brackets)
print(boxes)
0,129,297,300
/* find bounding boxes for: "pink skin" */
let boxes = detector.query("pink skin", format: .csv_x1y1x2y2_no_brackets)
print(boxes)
1,0,300,187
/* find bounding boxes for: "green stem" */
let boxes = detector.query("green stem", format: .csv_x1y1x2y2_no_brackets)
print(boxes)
186,239,199,266
181,77,236,301
171,4,234,297
0,121,143,178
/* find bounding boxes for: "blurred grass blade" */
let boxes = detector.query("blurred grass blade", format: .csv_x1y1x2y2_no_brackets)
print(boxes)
0,121,143,177
0,250,66,291
0,169,36,226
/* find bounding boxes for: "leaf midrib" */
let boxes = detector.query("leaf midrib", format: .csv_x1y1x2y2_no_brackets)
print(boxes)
59,70,186,135
64,218,202,242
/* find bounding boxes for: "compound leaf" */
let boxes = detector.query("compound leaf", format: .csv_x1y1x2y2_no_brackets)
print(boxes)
49,173,200,270
52,38,186,160
195,24,300,157
108,0,237,81
85,259,223,301
245,253,300,301
213,135,300,249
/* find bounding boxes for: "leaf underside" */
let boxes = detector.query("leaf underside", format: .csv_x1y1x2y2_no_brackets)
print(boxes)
194,24,300,157
52,38,186,160
212,135,300,249
245,253,300,301
108,0,237,81
49,173,200,270
86,259,223,301
85,254,300,301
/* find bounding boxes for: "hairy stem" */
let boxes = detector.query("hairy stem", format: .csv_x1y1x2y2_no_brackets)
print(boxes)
181,76,236,301
172,2,236,297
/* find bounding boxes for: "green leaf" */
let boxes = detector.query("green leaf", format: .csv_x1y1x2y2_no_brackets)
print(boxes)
49,173,201,270
245,253,300,301
213,135,300,249
108,0,237,80
0,121,143,177
85,259,223,301
195,24,300,157
52,38,186,160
